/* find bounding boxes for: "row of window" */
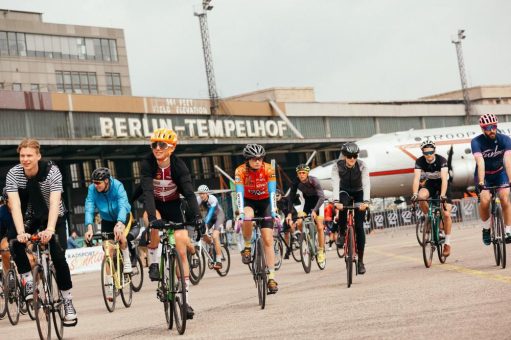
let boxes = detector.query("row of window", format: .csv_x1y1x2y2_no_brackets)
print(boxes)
0,31,118,62
55,71,121,95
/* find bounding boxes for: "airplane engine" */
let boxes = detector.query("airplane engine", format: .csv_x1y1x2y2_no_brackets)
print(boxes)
450,156,475,195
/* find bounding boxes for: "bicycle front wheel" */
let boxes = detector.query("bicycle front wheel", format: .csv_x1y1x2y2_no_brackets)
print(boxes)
215,245,231,277
345,227,354,288
300,231,312,274
50,269,64,340
101,257,116,312
6,268,20,325
496,207,506,269
33,265,51,340
0,271,6,319
422,218,434,268
170,251,187,334
131,256,144,292
416,216,424,247
188,246,203,285
120,260,133,308
256,239,267,309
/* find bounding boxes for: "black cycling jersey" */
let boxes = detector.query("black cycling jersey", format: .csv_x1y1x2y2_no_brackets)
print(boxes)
414,155,448,183
288,176,324,213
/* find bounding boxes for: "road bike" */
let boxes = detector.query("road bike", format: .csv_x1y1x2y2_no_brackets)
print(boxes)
295,215,326,273
414,199,447,268
483,185,508,268
340,205,361,288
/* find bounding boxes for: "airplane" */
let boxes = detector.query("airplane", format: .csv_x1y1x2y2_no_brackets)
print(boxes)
309,122,511,198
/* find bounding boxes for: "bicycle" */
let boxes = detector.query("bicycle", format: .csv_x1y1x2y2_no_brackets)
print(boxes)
91,232,133,313
0,266,5,320
273,222,283,271
276,228,302,263
414,199,447,268
128,235,144,292
338,205,362,287
483,185,508,269
3,243,36,325
30,234,77,340
295,215,326,274
150,220,199,335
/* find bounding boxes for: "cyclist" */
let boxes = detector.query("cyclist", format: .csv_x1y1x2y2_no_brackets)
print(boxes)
471,113,511,245
0,188,14,274
235,143,279,294
196,184,225,269
286,164,327,266
140,128,202,319
324,199,337,251
276,189,298,259
411,139,453,257
5,138,77,322
332,142,370,275
84,167,132,279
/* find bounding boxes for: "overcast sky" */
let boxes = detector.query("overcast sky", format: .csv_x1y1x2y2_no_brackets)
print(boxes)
1,0,510,102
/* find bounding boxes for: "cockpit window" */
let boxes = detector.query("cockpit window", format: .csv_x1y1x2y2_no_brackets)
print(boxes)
359,149,368,158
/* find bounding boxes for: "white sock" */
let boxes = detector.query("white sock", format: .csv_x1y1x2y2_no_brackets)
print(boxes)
506,226,511,234
121,247,131,264
148,245,162,265
185,277,190,303
482,218,490,230
61,289,72,300
444,234,451,245
21,271,33,283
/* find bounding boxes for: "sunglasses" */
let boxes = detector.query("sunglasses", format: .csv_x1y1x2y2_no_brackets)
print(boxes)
93,181,103,185
250,157,264,162
151,141,171,150
482,124,497,131
422,151,435,156
345,154,358,159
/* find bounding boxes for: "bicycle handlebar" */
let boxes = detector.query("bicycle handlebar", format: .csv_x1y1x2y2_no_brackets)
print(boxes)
149,220,200,230
481,184,511,190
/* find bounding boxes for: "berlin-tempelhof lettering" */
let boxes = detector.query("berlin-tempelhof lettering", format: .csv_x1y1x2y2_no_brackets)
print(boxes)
99,117,288,138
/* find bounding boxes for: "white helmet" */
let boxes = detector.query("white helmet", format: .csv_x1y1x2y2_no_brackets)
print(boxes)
197,185,210,193
420,139,436,149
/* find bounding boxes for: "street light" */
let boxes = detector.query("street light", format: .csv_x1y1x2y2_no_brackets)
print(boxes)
451,29,471,124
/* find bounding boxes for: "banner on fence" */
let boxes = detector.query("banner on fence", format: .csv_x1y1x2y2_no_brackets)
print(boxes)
65,246,104,275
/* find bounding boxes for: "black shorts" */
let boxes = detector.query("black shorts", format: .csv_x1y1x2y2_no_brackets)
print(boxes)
420,180,452,203
303,196,320,215
245,198,273,228
155,199,186,229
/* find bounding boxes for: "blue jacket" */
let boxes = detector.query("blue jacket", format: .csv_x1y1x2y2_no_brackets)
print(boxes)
84,178,131,227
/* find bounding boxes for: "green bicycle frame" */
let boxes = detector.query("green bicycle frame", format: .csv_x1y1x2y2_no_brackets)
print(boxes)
159,228,176,301
304,217,317,256
427,200,442,244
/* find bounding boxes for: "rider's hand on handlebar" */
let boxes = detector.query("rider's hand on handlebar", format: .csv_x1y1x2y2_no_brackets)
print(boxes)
359,202,369,211
237,213,245,222
39,229,54,244
114,222,125,240
150,219,166,228
477,182,485,192
440,195,448,203
334,202,343,210
17,232,31,243
84,229,93,242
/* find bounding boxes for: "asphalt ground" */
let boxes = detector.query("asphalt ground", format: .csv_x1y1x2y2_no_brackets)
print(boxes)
2,222,511,340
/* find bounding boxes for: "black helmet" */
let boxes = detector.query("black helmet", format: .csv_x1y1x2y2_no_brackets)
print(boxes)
243,144,266,159
92,167,111,181
296,164,311,173
341,142,360,156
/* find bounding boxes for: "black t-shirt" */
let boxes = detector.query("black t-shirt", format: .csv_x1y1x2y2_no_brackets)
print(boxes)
414,155,448,183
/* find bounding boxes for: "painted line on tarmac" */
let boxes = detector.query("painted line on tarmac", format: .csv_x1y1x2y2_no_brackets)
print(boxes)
369,248,511,285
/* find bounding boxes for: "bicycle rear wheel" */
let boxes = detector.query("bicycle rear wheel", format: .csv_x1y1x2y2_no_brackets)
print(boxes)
345,227,354,288
0,272,6,319
256,239,267,309
5,268,20,325
131,256,144,292
215,245,231,277
291,233,302,262
188,246,203,285
422,218,434,268
274,237,283,271
496,207,506,268
300,231,312,273
416,216,424,247
170,251,187,334
50,269,64,340
33,265,51,340
101,257,116,312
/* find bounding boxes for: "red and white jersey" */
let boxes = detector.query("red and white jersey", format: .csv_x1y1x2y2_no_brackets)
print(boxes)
153,166,179,202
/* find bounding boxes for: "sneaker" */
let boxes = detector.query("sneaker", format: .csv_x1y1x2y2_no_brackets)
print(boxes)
283,250,290,260
357,261,366,275
213,261,222,270
317,249,326,265
241,247,251,265
149,263,160,281
186,305,195,320
443,244,451,257
123,258,133,274
23,280,34,301
506,231,511,244
267,279,278,294
482,228,491,246
63,298,77,321
328,246,332,251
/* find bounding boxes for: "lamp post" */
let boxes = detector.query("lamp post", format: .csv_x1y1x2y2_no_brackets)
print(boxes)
451,29,471,125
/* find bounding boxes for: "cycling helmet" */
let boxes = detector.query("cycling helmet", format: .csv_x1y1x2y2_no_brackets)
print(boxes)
341,142,360,156
150,128,178,146
296,164,310,173
420,139,436,149
197,185,210,194
479,113,498,127
92,167,111,181
243,144,266,159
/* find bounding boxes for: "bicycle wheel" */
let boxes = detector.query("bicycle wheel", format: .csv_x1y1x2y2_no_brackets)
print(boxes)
256,239,267,310
199,247,207,279
491,217,501,266
188,246,203,285
345,227,354,288
300,231,312,274
5,268,20,325
101,257,116,312
33,265,50,340
496,207,506,269
436,218,447,264
274,237,283,271
131,256,144,292
291,233,302,262
26,283,36,321
160,253,172,330
120,257,133,308
422,217,434,268
0,271,6,319
215,245,231,277
416,216,424,247
170,250,187,335
50,269,64,340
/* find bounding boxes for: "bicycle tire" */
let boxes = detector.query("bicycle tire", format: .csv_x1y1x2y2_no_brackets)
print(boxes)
436,218,447,264
422,217,434,268
170,250,187,334
50,269,64,340
291,233,302,262
346,227,353,288
26,285,36,321
215,245,231,277
6,268,20,325
101,257,116,312
131,256,144,292
0,272,6,319
188,246,202,285
120,257,133,308
256,238,267,310
33,265,50,340
199,247,207,279
492,214,501,266
274,237,283,271
300,230,312,274
416,216,424,247
160,251,172,330
496,207,506,269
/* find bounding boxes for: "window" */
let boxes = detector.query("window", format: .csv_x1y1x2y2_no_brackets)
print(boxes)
107,160,116,178
85,38,95,60
93,39,102,60
70,164,81,189
30,84,40,92
359,150,368,158
7,32,18,56
56,72,64,92
89,73,98,94
201,157,212,179
80,72,89,94
61,36,70,59
51,36,61,58
105,72,122,95
56,71,97,94
101,39,111,61
83,161,92,185
63,72,72,93
132,161,141,184
0,32,8,56
43,35,53,58
34,35,44,57
16,33,26,56
12,83,22,91
109,40,118,61
25,34,36,56
95,159,103,169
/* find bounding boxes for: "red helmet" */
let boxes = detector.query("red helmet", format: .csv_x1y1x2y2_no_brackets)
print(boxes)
479,113,498,127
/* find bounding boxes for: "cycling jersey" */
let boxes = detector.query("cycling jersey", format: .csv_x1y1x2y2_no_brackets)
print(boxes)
196,194,224,225
471,133,511,174
414,155,449,183
84,177,131,227
287,176,324,214
331,159,370,202
324,203,335,222
234,162,276,215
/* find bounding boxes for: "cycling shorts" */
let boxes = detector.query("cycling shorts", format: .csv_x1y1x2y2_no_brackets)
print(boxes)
475,169,509,190
155,199,186,230
420,180,453,203
244,198,273,228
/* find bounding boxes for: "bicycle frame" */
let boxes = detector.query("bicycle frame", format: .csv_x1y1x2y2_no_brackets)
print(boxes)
103,238,127,291
344,208,358,262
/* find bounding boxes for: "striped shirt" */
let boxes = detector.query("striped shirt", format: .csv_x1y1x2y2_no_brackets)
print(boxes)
6,163,66,217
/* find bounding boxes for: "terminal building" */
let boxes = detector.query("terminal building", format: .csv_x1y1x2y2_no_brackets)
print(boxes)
1,9,511,231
